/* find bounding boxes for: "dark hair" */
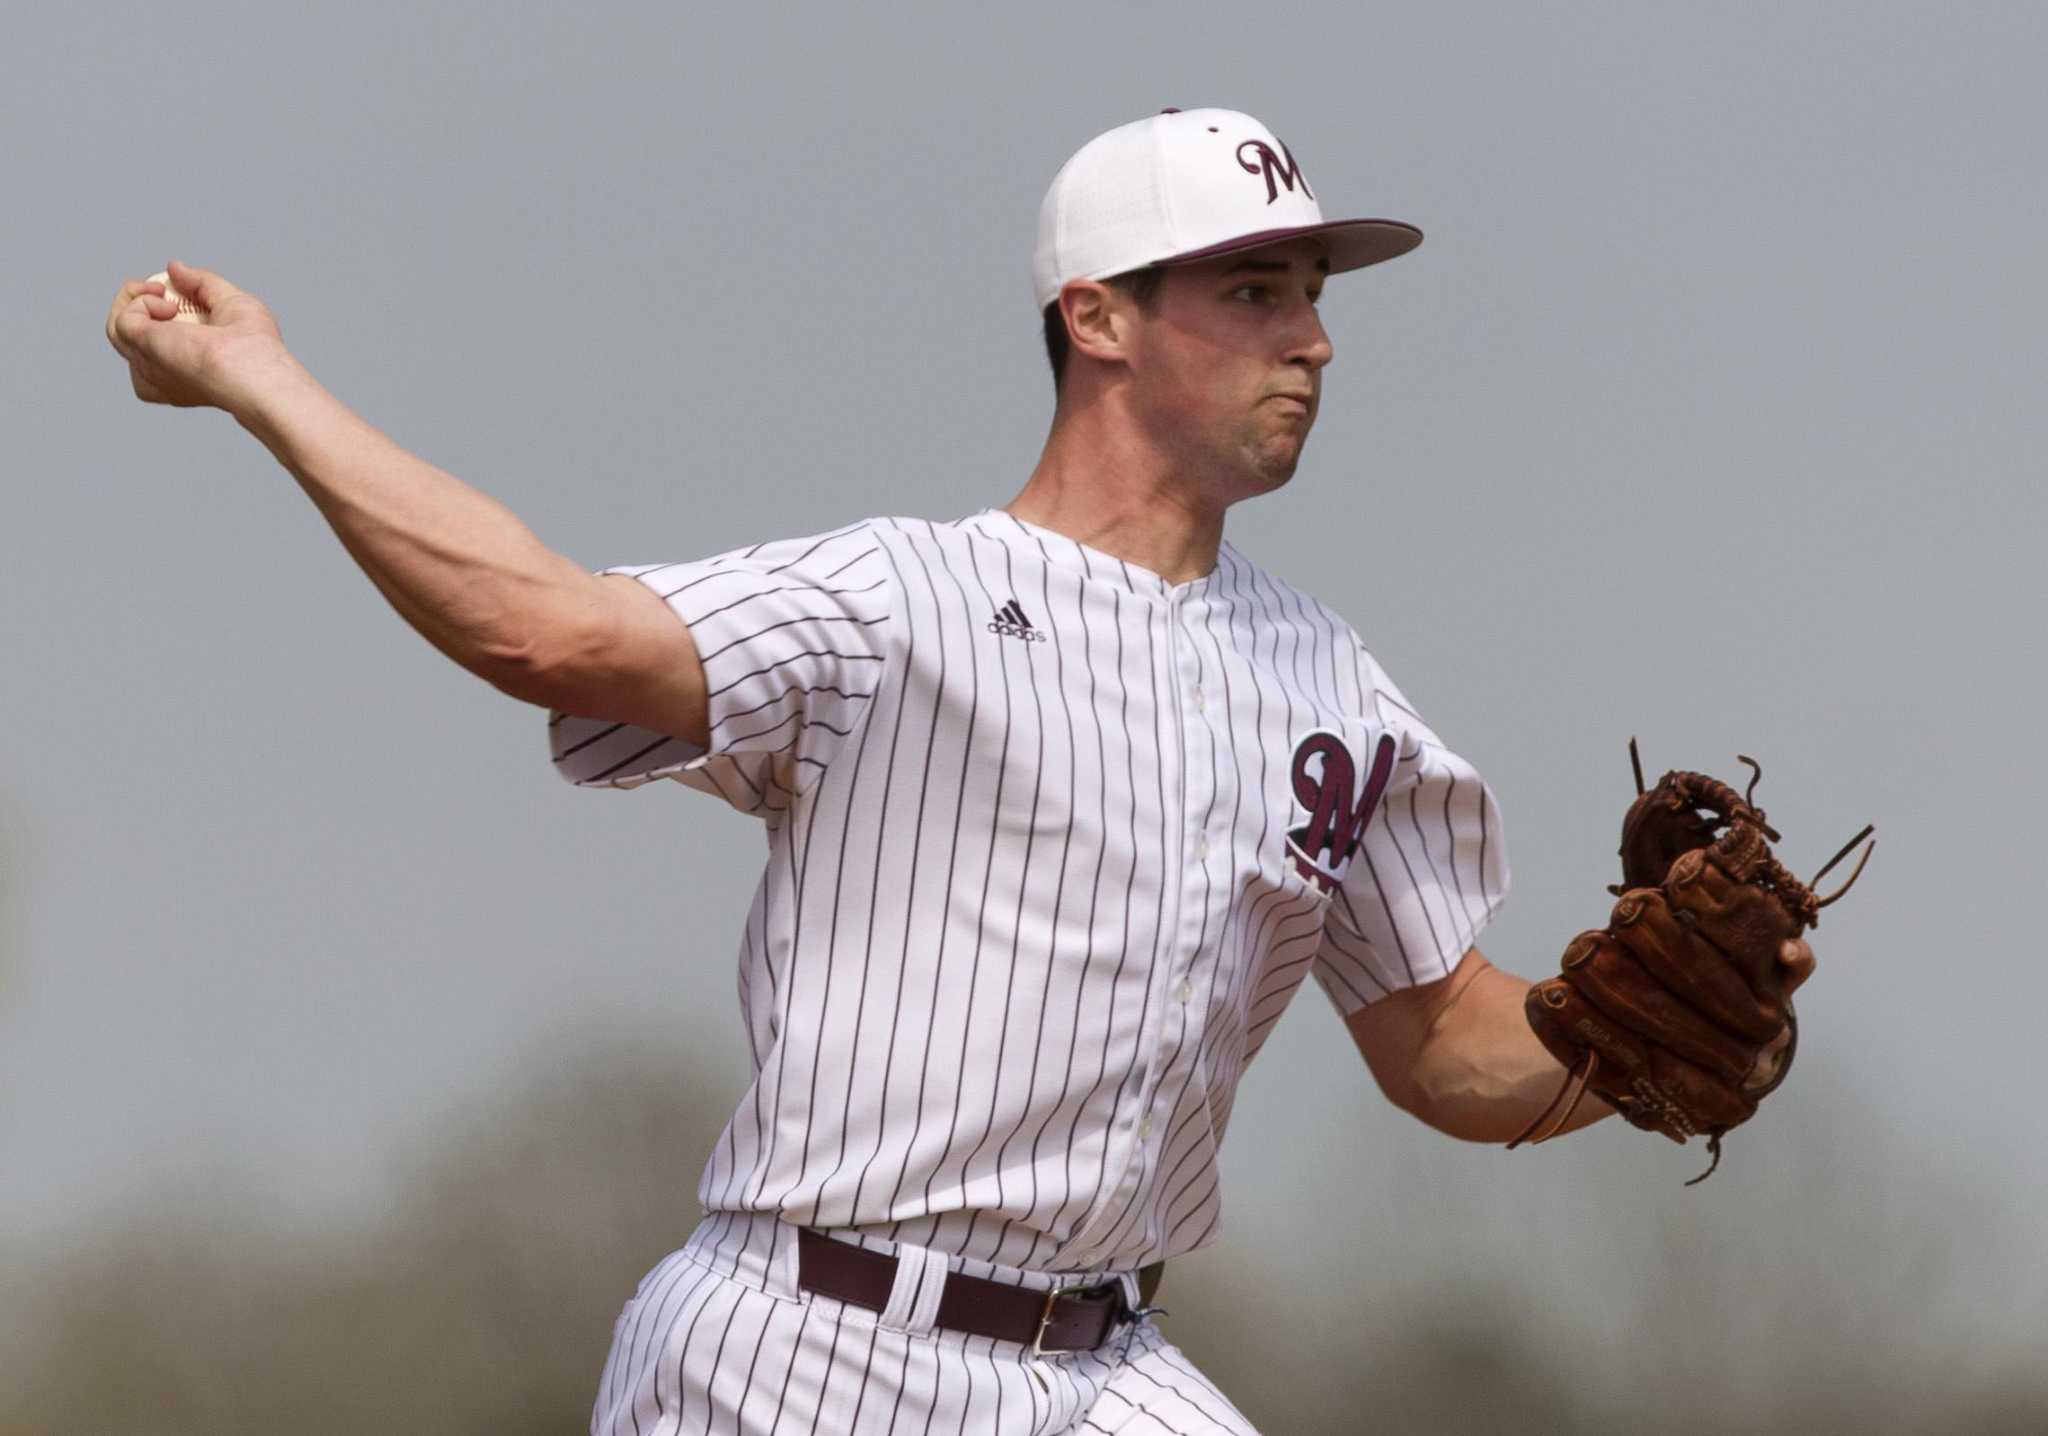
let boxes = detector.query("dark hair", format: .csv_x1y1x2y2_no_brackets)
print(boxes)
1042,266,1168,395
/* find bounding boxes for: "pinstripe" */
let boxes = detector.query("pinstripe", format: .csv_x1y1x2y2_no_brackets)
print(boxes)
751,1298,810,1435
843,530,951,1220
1123,1362,1244,1433
744,683,832,1212
1379,793,1451,966
633,1261,717,1434
689,576,888,629
775,1299,842,1436
1440,770,1474,924
762,528,873,577
668,1261,738,1432
1206,556,1274,1034
697,1281,754,1432
1352,857,1419,983
965,540,1077,1259
876,1329,917,1436
724,1294,785,1436
793,602,892,1199
1024,567,1134,1268
1182,578,1263,1177
698,612,888,667
987,531,1091,1263
560,515,1506,1430
602,1252,697,1432
871,526,979,1229
955,1337,978,1436
1053,580,1173,1264
713,684,877,731
1235,559,1317,997
1407,785,1472,954
617,1259,714,1433
556,514,1503,1253
912,527,1015,1222
947,538,1045,1238
915,1335,949,1436
811,539,920,1220
1123,572,1232,1250
849,1322,890,1433
705,648,887,700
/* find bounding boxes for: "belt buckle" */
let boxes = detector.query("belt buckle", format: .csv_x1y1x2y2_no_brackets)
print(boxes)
1028,1280,1065,1358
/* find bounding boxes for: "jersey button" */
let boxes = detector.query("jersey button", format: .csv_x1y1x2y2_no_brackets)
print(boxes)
1178,979,1194,1004
1193,686,1207,712
1195,834,1210,860
1139,1114,1154,1139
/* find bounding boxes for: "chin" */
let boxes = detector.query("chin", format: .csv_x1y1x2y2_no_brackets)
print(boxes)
1248,443,1304,493
1232,460,1298,502
1210,427,1304,502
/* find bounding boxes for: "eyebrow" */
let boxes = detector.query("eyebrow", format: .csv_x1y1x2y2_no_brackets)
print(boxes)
1220,257,1331,278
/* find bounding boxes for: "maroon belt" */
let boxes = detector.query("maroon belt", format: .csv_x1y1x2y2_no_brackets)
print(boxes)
795,1228,1163,1355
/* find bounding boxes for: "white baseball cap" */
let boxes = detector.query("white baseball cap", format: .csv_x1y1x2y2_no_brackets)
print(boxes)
1031,107,1421,311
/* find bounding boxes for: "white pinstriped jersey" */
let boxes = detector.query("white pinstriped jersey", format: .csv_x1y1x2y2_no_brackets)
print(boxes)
548,509,1508,1273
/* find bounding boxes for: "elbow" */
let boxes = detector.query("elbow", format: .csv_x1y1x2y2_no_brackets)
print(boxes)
1396,1052,1525,1144
1363,1052,1429,1126
1366,1058,1482,1140
473,635,587,709
474,561,616,706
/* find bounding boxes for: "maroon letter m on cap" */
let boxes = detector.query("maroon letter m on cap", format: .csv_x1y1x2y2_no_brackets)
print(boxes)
1236,138,1314,205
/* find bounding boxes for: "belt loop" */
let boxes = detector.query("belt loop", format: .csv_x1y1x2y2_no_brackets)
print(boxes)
765,1219,803,1301
879,1242,949,1336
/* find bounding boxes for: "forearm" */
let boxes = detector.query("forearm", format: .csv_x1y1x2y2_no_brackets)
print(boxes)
232,357,598,688
1400,954,1616,1143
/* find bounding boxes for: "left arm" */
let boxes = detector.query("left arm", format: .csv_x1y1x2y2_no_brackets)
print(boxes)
1344,947,1616,1143
1346,941,1815,1143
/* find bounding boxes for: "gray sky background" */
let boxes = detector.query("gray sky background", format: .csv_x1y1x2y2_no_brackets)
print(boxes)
6,0,2043,1375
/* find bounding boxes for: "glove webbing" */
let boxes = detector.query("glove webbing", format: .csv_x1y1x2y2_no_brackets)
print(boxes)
1507,743,1875,1183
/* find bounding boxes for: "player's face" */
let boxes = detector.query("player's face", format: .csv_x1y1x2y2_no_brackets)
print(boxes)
1128,238,1335,501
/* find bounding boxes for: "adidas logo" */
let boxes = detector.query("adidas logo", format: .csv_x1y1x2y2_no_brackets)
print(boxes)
987,598,1047,643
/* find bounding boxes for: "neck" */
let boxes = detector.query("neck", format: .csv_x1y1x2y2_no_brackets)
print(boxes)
1005,396,1227,586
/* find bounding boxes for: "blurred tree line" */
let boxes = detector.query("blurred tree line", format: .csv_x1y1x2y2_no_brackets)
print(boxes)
4,1034,2043,1435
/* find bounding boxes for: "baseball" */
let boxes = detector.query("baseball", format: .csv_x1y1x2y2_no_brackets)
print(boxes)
146,271,202,323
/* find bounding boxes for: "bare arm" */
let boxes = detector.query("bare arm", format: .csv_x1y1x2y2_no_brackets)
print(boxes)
107,262,710,742
233,359,604,683
1345,948,1618,1143
1346,939,1815,1143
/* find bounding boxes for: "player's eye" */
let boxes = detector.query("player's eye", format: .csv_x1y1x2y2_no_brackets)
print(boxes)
1230,284,1271,303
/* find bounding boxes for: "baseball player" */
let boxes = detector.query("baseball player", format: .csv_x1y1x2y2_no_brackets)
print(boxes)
106,106,1820,1434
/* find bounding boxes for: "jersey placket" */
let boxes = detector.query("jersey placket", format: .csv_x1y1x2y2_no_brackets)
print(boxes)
1062,583,1217,1264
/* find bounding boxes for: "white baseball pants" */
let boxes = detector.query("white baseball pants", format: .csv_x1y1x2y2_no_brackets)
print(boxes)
590,1212,1262,1435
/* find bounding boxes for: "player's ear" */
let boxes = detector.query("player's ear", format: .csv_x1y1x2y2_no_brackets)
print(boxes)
1059,280,1131,370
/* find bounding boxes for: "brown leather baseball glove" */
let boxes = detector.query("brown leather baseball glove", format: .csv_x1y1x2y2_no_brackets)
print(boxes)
1508,740,1874,1183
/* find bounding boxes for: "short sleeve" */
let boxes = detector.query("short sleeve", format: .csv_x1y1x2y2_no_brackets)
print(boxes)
545,522,894,819
1310,647,1510,1017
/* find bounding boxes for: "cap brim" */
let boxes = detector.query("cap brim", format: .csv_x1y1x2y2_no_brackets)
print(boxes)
1153,218,1422,274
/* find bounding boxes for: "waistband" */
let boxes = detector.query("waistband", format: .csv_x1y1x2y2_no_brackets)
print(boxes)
679,1210,1154,1315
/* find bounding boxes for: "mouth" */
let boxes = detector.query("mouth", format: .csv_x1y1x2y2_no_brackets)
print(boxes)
1268,394,1313,416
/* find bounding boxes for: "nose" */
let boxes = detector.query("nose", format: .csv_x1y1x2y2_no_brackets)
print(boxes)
1288,300,1334,372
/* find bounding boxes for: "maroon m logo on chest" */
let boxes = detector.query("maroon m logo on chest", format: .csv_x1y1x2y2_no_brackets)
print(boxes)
1285,730,1398,894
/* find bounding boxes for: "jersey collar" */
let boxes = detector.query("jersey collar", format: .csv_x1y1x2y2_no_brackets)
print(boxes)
957,508,1240,602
